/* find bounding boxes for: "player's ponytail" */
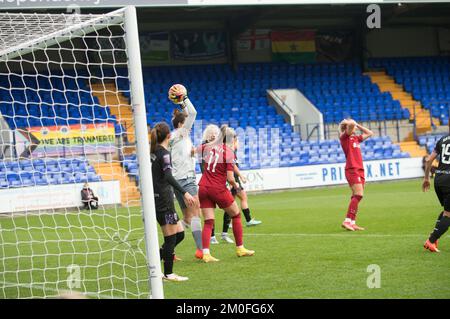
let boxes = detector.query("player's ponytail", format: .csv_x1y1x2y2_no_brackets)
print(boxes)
219,124,228,141
171,108,187,129
150,122,171,154
220,125,236,148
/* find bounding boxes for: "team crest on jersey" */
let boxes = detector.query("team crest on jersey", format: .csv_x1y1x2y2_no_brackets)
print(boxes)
353,142,360,148
163,154,171,165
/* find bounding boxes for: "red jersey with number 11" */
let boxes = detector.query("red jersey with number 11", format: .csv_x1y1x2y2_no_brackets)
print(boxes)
198,143,235,189
340,133,364,170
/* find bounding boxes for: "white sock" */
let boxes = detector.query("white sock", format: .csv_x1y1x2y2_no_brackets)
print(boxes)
351,220,356,225
191,216,202,231
344,218,351,223
203,248,210,255
190,216,203,250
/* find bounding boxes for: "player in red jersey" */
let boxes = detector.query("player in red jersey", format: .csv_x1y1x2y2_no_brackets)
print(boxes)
339,119,373,231
197,125,255,262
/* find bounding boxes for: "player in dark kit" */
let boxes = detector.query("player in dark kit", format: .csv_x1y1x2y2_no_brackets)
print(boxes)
422,131,450,253
150,122,195,281
339,119,373,231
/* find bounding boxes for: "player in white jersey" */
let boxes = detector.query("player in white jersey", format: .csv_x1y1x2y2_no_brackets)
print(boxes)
168,84,203,260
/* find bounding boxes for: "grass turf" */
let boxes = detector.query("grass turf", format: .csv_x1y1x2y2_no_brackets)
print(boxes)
1,178,449,299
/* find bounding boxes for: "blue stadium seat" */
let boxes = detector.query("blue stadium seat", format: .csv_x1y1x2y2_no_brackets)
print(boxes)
0,157,101,189
369,57,449,125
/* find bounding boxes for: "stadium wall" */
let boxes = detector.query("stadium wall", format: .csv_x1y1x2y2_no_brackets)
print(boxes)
0,180,121,214
195,157,423,193
134,14,446,66
365,27,440,58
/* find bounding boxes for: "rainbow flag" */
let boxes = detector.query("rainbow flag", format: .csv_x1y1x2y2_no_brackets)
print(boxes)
24,123,116,157
271,30,316,63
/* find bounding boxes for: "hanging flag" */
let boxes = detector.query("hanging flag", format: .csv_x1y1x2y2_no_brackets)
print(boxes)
171,31,226,61
271,30,316,63
140,32,170,63
237,28,271,51
315,31,355,62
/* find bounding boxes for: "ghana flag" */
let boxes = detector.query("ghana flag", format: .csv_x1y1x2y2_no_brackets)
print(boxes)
271,30,316,63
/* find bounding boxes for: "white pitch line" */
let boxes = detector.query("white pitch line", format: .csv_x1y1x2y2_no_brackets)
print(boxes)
246,233,450,239
1,281,121,299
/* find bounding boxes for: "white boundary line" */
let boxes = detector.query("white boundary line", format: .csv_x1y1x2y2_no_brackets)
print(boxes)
246,233,450,239
1,281,122,299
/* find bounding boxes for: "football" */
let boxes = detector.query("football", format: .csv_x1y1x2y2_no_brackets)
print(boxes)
168,84,187,104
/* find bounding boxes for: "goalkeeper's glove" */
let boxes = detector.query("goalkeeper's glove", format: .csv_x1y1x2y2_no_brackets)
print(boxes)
180,95,189,109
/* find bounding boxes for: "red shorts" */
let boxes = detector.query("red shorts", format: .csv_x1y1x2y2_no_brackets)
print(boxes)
198,186,235,209
345,169,365,186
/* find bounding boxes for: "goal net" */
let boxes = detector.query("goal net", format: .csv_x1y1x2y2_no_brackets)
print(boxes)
0,7,162,299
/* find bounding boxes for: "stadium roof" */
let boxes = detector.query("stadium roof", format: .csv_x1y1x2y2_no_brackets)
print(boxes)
2,0,450,10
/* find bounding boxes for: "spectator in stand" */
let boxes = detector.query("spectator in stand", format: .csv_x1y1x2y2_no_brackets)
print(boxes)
81,183,99,210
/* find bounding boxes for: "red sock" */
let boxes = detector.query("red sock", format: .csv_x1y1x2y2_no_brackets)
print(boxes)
202,219,214,251
346,195,363,221
231,214,243,247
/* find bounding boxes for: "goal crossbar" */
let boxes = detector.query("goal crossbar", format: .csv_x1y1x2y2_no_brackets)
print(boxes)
0,7,126,61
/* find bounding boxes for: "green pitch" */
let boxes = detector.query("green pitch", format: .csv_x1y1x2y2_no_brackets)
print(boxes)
1,178,449,299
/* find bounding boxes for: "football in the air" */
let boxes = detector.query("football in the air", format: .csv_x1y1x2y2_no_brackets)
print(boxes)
168,84,187,104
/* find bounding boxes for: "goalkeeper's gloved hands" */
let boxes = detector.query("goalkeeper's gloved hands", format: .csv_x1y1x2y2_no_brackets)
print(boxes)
180,95,189,109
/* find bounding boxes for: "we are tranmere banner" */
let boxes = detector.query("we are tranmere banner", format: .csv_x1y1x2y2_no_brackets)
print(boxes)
23,123,115,157
271,30,316,63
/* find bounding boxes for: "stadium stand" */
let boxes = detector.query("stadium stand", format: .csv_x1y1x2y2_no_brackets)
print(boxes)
0,157,100,188
117,62,409,127
0,72,117,188
0,62,413,189
0,72,123,132
369,57,450,126
418,133,446,154
112,62,409,175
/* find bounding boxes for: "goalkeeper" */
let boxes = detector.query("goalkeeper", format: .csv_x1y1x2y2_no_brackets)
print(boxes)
168,84,203,260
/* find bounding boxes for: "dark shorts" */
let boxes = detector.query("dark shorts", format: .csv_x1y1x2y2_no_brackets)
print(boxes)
199,186,235,209
345,168,365,186
156,208,180,227
434,174,450,207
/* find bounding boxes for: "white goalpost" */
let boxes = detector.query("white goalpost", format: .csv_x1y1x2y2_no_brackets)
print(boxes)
0,6,163,299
